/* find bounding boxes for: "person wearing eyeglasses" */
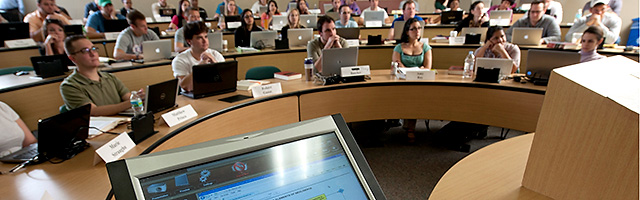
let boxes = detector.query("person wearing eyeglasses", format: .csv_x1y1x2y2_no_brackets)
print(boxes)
235,9,263,47
335,5,357,28
504,0,560,44
60,35,144,116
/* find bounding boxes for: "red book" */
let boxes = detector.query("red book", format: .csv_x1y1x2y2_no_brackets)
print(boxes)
274,71,302,80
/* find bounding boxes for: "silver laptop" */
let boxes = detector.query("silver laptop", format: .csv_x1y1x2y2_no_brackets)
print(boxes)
526,49,580,80
393,20,425,40
323,4,333,13
287,28,313,48
250,30,278,49
363,10,386,27
475,57,513,79
208,32,223,52
460,27,488,42
142,39,172,61
271,15,287,30
321,47,358,76
259,5,268,13
325,12,339,21
288,2,297,11
299,14,317,29
489,10,512,26
511,27,543,45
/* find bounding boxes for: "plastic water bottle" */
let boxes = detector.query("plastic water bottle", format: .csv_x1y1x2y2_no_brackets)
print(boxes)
463,51,475,78
574,9,582,22
130,91,144,117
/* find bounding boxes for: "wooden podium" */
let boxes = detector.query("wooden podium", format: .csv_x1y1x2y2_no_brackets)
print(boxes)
522,56,639,199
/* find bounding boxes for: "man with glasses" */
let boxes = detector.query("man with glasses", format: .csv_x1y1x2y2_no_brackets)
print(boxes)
114,10,159,60
60,35,142,115
174,7,201,53
565,0,620,44
307,15,349,72
505,0,560,44
335,5,357,28
23,0,70,42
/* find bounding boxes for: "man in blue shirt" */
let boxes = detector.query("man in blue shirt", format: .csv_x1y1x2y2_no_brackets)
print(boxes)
85,0,125,38
213,0,242,19
335,5,358,28
388,0,423,40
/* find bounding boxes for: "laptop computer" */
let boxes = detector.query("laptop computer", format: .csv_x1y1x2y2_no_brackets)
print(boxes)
287,28,313,48
159,8,176,17
489,10,512,26
63,24,84,36
106,114,386,200
119,79,179,116
271,15,288,31
336,27,360,39
104,19,129,33
299,14,317,29
323,4,333,13
475,57,513,79
250,30,278,49
511,27,543,45
224,15,242,31
142,39,172,62
288,2,297,11
180,61,238,99
393,20,425,40
259,5,268,13
0,22,29,47
460,27,488,43
0,104,91,163
526,49,580,82
440,11,463,24
208,32,223,52
325,12,339,21
321,47,358,76
363,10,386,27
30,54,73,78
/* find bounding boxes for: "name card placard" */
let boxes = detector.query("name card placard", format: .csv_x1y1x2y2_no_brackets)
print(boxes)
490,19,511,26
346,39,360,47
406,70,436,80
252,82,283,98
104,32,121,40
161,104,198,127
341,65,371,77
4,38,37,48
95,132,136,163
365,21,383,27
449,36,465,45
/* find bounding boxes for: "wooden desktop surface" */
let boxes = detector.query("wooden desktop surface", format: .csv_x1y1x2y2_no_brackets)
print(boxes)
0,70,545,200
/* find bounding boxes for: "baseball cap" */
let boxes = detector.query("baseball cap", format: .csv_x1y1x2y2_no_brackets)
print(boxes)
590,0,609,7
99,0,113,7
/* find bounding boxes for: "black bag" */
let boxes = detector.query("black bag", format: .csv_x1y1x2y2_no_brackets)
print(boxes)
436,122,488,152
474,67,500,83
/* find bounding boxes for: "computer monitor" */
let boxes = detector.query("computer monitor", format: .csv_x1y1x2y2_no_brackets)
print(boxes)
271,15,288,31
104,19,129,33
489,10,512,26
362,10,386,27
511,27,543,45
38,104,91,160
106,114,386,200
0,22,29,47
336,27,360,39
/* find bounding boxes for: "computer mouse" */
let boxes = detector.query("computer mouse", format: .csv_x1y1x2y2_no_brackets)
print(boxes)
14,71,29,76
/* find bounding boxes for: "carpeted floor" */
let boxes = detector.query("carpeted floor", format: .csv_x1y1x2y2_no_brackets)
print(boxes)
350,120,527,200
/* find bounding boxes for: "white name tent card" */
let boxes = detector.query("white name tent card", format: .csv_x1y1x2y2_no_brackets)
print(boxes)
252,82,283,98
95,132,136,164
346,39,360,47
104,32,121,40
365,21,383,27
449,36,465,45
161,104,198,127
341,65,371,77
396,68,436,80
5,38,37,48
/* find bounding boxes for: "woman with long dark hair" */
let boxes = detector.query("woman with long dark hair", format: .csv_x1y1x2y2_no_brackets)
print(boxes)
235,9,263,47
454,1,489,32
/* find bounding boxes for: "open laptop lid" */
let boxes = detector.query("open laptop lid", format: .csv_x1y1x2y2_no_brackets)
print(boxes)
38,104,91,160
142,39,172,62
271,15,288,31
459,27,488,42
440,11,463,24
207,32,223,52
145,79,179,114
363,10,386,23
30,54,73,78
0,22,29,47
183,60,238,99
511,27,543,45
287,28,314,48
526,49,580,80
250,30,278,49
336,27,360,39
299,14,317,29
159,8,176,17
224,15,242,31
104,19,129,33
489,10,512,26
64,24,84,36
107,114,387,200
475,57,513,78
321,47,358,76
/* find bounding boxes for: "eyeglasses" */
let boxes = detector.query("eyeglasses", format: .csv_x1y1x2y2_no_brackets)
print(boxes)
72,47,99,55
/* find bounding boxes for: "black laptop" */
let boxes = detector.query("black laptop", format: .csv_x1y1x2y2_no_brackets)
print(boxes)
0,104,91,163
336,27,360,39
159,8,176,17
104,19,129,32
30,54,73,78
64,24,84,36
181,61,238,99
441,11,463,24
146,79,179,114
0,22,29,47
224,15,242,31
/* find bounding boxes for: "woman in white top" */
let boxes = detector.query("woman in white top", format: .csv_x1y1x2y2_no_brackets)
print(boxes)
0,101,37,156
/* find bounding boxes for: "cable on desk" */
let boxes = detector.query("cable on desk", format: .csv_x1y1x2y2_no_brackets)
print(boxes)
89,126,121,135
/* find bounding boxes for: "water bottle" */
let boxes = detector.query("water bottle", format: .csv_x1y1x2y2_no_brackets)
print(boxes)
463,51,475,78
574,9,582,22
304,58,314,81
130,91,144,117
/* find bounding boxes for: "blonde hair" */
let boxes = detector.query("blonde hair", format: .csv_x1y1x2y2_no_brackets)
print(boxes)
287,8,301,28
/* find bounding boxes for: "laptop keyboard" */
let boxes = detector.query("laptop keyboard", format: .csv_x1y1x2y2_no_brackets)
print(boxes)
12,147,38,160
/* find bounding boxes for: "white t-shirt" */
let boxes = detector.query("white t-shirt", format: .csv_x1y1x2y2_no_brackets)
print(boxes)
251,1,266,14
361,6,389,20
172,48,225,78
0,102,24,156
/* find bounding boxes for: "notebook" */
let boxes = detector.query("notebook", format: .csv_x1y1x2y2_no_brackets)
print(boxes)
511,27,543,45
287,28,313,48
363,10,386,27
459,27,488,43
299,14,317,29
440,11,463,24
526,49,580,81
336,27,360,39
489,10,512,26
104,19,129,33
271,15,288,31
321,47,358,76
30,54,73,78
475,57,513,79
142,39,172,62
181,61,238,99
0,22,29,47
250,30,278,49
119,79,179,116
0,104,91,163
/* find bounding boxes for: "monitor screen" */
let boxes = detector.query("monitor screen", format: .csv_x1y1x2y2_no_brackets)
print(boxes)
107,114,386,200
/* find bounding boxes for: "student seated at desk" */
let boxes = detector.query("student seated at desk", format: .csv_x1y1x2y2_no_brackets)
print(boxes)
388,0,423,40
335,5,358,28
120,0,135,18
235,9,263,47
579,26,606,63
190,0,208,20
307,15,349,72
113,10,160,60
216,0,240,30
175,7,201,53
341,0,360,15
23,0,70,43
360,0,390,25
41,19,66,56
0,101,37,157
505,0,560,44
327,0,341,13
475,26,521,73
260,0,281,30
281,8,305,40
172,21,225,92
565,0,620,44
151,0,175,18
60,35,144,116
213,0,241,20
168,0,190,30
297,0,311,15
453,1,489,32
85,0,126,39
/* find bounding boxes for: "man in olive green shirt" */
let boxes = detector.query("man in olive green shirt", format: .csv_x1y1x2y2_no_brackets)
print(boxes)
60,35,141,116
307,15,348,72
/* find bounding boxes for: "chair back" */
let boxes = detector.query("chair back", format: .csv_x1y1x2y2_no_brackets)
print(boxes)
0,66,34,76
245,66,281,80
